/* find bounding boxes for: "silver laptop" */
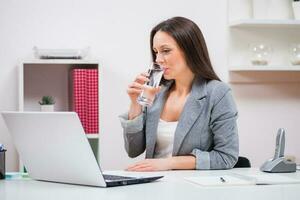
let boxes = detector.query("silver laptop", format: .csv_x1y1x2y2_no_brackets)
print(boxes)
1,111,163,187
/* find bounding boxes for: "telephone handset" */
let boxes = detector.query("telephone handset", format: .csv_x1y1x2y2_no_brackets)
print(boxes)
273,128,285,160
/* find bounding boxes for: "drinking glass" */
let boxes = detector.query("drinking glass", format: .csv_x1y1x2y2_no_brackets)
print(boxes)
290,43,300,65
137,63,164,107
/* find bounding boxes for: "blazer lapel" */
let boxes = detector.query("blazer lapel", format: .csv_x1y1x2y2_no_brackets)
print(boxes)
145,81,173,158
172,78,207,155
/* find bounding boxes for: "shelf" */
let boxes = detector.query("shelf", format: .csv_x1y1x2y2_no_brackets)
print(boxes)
86,134,99,139
229,66,300,83
229,66,300,72
22,59,99,64
229,19,300,28
18,60,101,172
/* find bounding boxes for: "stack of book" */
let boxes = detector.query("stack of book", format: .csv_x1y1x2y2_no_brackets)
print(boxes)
72,68,98,134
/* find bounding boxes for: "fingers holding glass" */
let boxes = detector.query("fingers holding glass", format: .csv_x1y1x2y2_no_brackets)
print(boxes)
137,63,164,107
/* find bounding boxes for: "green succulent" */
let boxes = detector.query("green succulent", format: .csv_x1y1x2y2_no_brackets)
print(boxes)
39,96,56,105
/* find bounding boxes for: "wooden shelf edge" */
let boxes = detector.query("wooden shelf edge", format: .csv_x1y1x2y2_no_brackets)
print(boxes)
228,70,300,83
229,66,300,72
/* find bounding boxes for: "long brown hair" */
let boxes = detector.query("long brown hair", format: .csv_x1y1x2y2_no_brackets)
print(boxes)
150,16,221,82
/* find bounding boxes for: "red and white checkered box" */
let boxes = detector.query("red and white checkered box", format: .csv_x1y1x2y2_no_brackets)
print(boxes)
73,68,98,134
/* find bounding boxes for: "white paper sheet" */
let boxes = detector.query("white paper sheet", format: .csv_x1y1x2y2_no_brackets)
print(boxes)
184,175,256,186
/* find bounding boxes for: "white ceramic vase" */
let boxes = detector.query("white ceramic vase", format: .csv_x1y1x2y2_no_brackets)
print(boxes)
267,0,293,19
253,0,269,19
41,105,54,112
253,0,293,20
228,0,252,21
293,1,300,19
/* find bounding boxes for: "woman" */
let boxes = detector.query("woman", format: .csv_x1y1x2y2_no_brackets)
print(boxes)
119,16,238,171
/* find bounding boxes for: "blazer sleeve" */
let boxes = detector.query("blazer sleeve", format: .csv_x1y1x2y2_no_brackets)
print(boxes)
191,87,239,170
119,112,146,158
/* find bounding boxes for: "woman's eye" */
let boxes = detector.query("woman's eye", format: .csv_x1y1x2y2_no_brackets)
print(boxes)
161,49,171,54
154,49,171,56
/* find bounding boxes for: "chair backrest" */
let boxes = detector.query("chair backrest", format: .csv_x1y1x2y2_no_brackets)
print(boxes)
234,156,251,168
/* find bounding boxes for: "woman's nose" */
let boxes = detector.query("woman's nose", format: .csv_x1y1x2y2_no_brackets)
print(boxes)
155,53,164,64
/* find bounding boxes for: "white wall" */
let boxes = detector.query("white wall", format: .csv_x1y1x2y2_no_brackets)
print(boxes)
232,83,300,167
0,0,299,171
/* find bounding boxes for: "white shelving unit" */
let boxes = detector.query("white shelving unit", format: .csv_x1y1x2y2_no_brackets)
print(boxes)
18,59,101,171
228,18,300,83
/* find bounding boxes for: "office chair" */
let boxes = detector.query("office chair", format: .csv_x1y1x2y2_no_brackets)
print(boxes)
234,156,251,168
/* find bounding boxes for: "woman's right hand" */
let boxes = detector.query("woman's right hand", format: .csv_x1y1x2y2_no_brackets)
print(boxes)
127,72,149,120
127,72,149,104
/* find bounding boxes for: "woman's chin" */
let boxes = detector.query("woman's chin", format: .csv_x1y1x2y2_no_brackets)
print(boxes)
163,75,172,80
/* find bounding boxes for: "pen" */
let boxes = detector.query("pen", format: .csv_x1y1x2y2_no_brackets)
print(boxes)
220,177,226,183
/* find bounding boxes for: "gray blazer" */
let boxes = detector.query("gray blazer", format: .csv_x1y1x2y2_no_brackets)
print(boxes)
119,78,239,170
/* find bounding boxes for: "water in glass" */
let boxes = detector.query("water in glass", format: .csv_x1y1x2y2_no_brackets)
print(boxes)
137,63,164,107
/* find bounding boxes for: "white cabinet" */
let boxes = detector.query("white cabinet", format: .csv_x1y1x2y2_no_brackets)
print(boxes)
18,59,101,171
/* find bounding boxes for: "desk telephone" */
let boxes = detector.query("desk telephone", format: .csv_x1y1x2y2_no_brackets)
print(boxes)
260,128,296,173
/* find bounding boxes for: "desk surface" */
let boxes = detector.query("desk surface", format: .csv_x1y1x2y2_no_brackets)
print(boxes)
1,168,300,200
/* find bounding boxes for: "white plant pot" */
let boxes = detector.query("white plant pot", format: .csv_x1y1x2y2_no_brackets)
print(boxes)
267,0,293,19
293,1,300,19
41,105,54,112
228,0,252,21
253,0,269,19
253,0,293,20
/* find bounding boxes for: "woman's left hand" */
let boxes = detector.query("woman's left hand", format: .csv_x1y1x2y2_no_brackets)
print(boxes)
126,158,172,171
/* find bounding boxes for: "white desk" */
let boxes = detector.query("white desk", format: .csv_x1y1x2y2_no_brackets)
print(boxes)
1,168,300,200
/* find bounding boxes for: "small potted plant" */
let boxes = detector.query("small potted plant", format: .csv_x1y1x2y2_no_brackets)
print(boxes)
39,96,56,112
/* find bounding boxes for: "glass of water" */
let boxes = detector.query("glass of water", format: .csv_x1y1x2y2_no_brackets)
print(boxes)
137,63,164,107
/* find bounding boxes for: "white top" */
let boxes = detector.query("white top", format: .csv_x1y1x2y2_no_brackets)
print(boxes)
154,118,178,158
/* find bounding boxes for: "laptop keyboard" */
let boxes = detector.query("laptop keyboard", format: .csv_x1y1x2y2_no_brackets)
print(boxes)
103,174,135,181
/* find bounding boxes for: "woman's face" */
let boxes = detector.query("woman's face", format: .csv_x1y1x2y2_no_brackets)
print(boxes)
152,31,192,81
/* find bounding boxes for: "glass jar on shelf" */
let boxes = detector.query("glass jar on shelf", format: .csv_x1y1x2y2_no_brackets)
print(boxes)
249,43,272,66
290,43,300,65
